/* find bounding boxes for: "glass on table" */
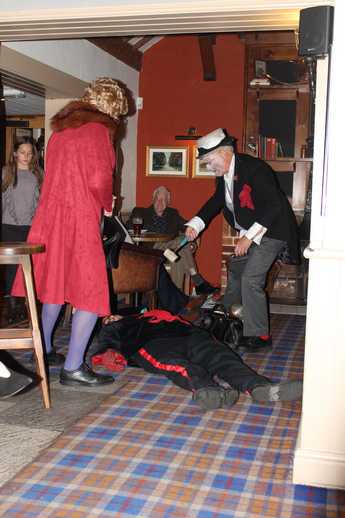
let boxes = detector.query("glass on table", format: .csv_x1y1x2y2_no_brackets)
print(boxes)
132,217,144,236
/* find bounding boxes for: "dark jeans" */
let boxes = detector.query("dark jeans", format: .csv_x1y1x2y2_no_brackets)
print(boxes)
1,224,30,294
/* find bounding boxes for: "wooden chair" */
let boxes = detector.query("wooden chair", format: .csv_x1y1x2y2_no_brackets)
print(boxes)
112,243,162,309
0,242,50,409
119,212,197,296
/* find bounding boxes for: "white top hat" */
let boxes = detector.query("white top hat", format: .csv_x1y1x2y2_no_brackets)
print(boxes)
197,128,236,158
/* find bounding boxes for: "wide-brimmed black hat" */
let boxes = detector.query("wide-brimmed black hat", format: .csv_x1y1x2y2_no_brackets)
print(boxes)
197,128,236,158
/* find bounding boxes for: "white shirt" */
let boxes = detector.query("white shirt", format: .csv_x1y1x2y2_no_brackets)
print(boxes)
186,154,267,244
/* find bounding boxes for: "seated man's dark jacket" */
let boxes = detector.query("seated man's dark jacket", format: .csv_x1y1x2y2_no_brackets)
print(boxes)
128,205,186,235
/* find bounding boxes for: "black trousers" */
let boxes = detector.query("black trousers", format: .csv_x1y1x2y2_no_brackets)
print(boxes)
1,224,30,294
133,328,268,393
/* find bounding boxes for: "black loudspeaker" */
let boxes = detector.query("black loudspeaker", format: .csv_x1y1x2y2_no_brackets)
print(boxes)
298,6,334,57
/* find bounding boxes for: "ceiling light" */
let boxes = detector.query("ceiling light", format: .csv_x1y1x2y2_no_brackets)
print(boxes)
2,86,26,99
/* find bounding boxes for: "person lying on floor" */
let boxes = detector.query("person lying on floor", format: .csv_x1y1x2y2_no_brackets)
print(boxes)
94,309,303,411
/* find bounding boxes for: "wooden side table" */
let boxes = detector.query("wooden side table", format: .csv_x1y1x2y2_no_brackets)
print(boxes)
0,242,50,409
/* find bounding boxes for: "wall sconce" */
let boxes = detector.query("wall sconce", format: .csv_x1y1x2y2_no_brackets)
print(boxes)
175,126,201,140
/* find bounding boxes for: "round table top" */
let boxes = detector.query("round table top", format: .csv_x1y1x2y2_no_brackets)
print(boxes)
130,232,175,244
0,242,45,255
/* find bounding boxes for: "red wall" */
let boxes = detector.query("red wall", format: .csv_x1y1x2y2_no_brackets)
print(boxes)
137,34,245,285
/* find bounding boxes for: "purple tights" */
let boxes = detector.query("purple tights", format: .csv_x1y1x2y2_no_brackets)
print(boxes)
41,303,98,371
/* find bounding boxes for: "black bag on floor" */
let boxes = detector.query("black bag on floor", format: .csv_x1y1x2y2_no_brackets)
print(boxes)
195,305,243,348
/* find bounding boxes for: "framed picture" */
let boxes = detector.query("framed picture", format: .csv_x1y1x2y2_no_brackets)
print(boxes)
255,59,267,78
15,128,33,138
146,146,188,177
192,146,215,178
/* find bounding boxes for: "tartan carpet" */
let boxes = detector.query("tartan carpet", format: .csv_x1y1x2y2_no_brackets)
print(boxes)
0,315,344,517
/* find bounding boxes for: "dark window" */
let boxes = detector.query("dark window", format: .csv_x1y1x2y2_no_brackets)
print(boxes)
259,100,296,157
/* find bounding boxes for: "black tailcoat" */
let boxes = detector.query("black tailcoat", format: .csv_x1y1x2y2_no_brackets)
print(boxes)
196,153,299,261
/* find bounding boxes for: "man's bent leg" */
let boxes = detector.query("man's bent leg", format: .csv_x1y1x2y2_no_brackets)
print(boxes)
155,238,186,290
222,255,248,309
179,245,197,274
241,238,284,337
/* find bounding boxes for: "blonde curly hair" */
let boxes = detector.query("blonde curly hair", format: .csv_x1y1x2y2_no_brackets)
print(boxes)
81,77,128,121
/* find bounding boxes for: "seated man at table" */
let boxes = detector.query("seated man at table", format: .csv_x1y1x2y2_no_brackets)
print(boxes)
94,310,303,412
127,186,217,294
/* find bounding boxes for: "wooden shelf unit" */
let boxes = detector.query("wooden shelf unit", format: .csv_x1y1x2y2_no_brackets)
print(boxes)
242,31,312,305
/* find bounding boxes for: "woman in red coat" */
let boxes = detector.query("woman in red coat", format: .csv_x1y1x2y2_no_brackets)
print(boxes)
12,77,128,387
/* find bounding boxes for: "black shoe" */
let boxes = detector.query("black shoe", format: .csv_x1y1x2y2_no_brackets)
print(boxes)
193,386,239,411
0,368,32,399
250,380,303,403
60,363,114,386
184,295,206,311
237,336,272,352
195,282,219,296
47,350,65,366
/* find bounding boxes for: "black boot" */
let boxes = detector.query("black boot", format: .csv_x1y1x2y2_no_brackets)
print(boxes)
193,386,239,411
249,380,303,402
0,368,32,399
195,281,219,295
60,363,114,386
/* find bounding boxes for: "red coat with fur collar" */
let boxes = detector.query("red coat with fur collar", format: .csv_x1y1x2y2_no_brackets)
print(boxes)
12,102,118,315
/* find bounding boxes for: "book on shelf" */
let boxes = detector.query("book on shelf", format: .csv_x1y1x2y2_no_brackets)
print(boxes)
258,136,284,160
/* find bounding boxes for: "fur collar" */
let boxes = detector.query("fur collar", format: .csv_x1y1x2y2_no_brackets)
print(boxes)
50,100,118,134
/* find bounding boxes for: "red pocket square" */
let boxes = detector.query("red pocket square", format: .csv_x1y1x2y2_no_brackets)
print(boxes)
239,183,254,210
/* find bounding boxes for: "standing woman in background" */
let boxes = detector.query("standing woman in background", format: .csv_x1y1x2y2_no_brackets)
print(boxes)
12,77,128,385
2,136,43,295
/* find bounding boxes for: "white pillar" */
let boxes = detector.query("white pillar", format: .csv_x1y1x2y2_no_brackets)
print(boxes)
293,0,345,489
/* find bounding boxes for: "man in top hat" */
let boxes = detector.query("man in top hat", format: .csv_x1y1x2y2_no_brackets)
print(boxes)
185,128,299,352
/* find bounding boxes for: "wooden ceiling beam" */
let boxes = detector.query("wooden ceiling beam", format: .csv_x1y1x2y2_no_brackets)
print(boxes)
88,37,143,71
198,34,216,81
131,36,154,50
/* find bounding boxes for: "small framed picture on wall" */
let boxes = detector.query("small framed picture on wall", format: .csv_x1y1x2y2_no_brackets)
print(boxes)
192,146,215,178
15,128,33,138
146,146,188,177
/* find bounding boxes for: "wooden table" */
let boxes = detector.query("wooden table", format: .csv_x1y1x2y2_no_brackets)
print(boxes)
129,232,175,246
